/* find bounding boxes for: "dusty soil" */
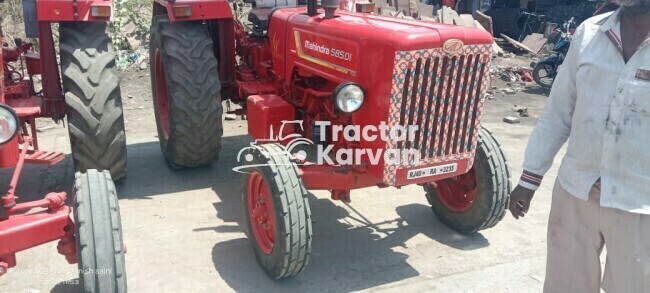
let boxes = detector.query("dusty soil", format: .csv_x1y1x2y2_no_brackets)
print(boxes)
0,54,574,292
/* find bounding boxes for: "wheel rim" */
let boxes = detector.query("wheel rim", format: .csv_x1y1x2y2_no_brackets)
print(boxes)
537,64,555,87
154,49,170,139
434,168,478,213
247,171,275,255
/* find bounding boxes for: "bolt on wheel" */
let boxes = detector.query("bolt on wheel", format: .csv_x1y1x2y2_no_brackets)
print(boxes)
425,126,511,234
241,144,312,280
247,171,276,255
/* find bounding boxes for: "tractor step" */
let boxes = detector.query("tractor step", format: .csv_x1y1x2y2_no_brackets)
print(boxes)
24,150,65,165
237,81,276,97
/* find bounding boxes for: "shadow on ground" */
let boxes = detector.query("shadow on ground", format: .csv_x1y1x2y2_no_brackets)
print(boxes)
197,135,489,291
1,132,490,292
522,86,550,96
116,134,251,200
208,197,489,292
117,132,492,291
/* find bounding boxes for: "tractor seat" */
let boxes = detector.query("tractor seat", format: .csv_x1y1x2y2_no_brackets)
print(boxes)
248,8,272,31
248,0,293,31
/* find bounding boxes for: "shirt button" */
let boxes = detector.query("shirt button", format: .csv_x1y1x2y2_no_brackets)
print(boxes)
618,88,623,94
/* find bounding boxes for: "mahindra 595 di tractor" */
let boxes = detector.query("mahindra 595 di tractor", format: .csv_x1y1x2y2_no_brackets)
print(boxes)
0,0,127,291
150,0,510,279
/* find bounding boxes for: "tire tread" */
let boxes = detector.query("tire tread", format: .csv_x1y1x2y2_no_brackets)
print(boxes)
150,17,223,168
60,22,127,180
74,170,127,293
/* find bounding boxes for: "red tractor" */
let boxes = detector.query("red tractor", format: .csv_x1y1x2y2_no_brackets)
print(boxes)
150,0,510,279
0,1,127,291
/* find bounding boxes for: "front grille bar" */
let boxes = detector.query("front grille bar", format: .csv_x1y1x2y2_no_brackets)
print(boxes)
396,50,489,160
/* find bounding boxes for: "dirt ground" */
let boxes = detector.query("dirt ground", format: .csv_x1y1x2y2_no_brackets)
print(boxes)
0,55,575,292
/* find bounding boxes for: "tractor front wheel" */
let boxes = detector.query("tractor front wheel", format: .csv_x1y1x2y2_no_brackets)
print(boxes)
425,126,511,234
73,170,127,293
241,144,312,279
60,22,127,180
149,16,223,169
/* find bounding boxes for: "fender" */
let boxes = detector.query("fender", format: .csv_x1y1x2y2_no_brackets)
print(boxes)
152,0,233,22
37,0,113,22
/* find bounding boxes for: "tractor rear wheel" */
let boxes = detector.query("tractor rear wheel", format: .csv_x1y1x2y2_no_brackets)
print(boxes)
241,144,312,279
60,22,127,181
149,16,223,169
425,126,511,234
73,170,127,293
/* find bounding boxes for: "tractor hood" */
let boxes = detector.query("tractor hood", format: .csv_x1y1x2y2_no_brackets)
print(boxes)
270,7,493,82
268,8,494,183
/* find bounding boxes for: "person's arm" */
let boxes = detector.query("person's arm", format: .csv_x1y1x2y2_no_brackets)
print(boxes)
521,25,585,188
510,24,585,218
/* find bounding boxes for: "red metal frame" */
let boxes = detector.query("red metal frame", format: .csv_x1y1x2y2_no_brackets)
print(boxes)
0,137,75,276
153,0,233,22
36,0,112,22
37,22,66,120
0,14,95,276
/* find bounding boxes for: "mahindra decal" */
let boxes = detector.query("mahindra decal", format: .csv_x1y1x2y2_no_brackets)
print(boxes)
293,30,358,75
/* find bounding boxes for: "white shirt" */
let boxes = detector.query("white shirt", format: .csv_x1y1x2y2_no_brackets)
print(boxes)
519,10,650,214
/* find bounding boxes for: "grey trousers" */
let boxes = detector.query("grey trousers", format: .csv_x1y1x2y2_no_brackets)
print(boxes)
544,180,650,293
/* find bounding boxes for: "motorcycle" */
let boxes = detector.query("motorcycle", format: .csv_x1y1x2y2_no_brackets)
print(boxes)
532,17,576,88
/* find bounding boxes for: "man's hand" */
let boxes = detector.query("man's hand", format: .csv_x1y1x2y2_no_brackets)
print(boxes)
509,185,535,219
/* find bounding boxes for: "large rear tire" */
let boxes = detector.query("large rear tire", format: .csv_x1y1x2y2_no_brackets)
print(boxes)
425,127,511,234
149,16,223,169
74,170,127,293
241,144,312,279
60,22,127,181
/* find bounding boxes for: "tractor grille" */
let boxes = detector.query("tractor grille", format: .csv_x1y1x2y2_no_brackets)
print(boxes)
383,45,492,183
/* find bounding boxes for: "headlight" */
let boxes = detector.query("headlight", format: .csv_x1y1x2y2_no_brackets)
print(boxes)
0,104,19,146
334,82,364,113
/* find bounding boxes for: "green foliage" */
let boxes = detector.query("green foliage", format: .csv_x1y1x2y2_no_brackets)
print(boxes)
0,0,27,45
112,0,152,51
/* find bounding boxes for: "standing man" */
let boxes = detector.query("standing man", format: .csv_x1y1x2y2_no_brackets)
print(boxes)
508,0,650,292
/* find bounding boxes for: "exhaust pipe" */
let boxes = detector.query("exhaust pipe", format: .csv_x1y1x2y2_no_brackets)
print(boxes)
307,0,318,16
321,0,339,19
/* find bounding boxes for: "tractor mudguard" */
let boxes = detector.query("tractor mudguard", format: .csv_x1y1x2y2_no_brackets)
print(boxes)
36,0,112,22
152,0,234,22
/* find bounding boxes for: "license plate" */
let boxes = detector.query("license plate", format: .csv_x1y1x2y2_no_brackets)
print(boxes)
407,163,458,180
